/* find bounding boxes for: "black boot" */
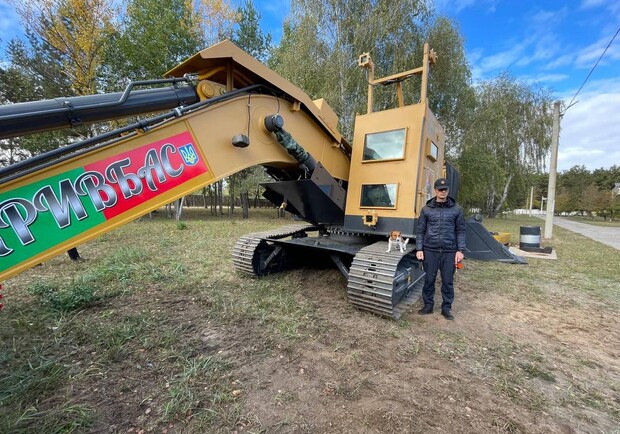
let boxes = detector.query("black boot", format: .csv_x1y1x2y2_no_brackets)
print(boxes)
67,247,83,262
418,306,433,315
441,309,454,320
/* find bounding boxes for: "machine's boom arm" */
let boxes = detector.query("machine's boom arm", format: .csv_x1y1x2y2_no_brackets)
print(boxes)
0,41,351,281
0,78,200,140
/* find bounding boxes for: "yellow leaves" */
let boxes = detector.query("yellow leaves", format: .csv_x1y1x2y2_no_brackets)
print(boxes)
11,0,240,93
12,0,116,95
193,0,240,44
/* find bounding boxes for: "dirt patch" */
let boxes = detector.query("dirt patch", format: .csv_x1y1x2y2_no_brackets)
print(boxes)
226,267,619,434
3,213,618,433
43,267,618,434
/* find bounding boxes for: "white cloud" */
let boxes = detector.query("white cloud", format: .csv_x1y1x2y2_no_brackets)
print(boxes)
544,54,573,70
580,0,607,7
530,7,568,26
521,73,569,84
515,35,561,68
580,0,620,15
557,78,620,170
573,33,620,68
434,0,499,14
480,47,521,70
471,6,568,80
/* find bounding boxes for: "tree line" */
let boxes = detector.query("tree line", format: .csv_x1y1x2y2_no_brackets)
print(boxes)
0,0,608,219
532,165,620,220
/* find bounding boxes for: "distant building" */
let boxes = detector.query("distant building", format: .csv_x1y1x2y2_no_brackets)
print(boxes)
613,183,620,196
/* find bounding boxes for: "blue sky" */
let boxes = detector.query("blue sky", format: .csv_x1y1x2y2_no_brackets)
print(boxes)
1,0,619,171
433,0,620,172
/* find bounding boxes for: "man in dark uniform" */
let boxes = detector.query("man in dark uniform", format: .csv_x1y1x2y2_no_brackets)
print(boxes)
415,178,466,320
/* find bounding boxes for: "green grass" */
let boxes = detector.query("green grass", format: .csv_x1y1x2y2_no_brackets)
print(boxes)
27,279,100,312
0,319,96,433
0,209,311,432
1,209,619,432
476,214,620,302
163,355,234,423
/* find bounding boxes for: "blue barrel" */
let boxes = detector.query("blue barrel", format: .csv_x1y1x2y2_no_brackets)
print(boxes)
520,226,541,250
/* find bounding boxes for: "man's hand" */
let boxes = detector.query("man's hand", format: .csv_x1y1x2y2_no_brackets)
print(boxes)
416,251,424,261
455,251,464,265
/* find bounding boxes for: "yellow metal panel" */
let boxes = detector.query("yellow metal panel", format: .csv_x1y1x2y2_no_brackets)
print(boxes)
165,40,343,145
493,232,511,245
184,95,350,181
346,104,424,219
0,94,348,281
345,103,445,220
415,107,446,214
312,98,339,134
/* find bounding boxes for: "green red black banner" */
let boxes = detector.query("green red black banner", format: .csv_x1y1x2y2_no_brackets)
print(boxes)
0,131,207,276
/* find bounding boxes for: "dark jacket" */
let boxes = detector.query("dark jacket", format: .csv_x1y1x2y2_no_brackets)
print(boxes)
415,196,466,252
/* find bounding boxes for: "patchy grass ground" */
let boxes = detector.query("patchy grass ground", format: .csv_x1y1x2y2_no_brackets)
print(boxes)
1,209,619,434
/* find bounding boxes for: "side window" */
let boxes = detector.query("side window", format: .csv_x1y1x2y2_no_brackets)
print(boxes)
363,129,406,161
427,141,438,161
360,184,398,208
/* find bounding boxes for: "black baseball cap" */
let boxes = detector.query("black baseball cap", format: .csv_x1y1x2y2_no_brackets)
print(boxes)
434,178,449,190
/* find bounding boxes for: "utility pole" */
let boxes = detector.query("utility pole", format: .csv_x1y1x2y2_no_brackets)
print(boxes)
544,101,561,239
529,186,534,217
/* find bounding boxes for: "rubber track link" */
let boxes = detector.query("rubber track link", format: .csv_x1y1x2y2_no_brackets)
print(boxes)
232,223,317,275
347,242,424,319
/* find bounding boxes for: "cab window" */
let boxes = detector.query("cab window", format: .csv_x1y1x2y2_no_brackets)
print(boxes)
360,184,398,208
363,129,406,161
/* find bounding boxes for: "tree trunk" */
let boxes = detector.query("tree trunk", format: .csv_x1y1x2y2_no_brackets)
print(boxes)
493,174,513,217
209,185,216,215
217,180,223,216
228,177,235,218
485,184,496,218
202,187,207,209
254,185,260,208
241,192,250,218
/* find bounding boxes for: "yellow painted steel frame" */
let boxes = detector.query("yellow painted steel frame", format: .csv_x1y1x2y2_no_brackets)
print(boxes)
345,105,445,221
345,45,445,223
0,42,350,281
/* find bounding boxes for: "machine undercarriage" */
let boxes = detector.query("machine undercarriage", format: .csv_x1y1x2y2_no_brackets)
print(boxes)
232,224,425,319
1,40,524,320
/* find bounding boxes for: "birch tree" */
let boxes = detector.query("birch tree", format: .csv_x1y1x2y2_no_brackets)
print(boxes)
457,74,553,217
270,0,434,138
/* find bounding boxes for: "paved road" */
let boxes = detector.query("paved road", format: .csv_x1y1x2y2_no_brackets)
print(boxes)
536,216,620,250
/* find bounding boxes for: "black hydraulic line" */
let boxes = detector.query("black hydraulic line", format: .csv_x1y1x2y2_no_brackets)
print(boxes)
1,76,196,120
0,84,271,184
0,79,200,139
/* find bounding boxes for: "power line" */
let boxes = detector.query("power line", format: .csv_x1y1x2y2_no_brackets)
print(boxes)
565,25,620,112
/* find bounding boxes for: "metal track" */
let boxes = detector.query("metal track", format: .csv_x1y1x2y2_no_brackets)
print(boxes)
233,226,424,319
232,223,317,275
347,242,424,319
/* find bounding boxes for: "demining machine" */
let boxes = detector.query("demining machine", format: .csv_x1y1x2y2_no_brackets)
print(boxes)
0,41,523,318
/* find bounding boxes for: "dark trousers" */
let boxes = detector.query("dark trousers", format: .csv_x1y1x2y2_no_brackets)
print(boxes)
421,249,455,311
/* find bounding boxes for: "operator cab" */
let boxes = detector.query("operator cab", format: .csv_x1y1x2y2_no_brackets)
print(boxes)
343,44,445,238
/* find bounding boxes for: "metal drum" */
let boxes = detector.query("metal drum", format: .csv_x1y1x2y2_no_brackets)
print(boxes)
520,226,541,250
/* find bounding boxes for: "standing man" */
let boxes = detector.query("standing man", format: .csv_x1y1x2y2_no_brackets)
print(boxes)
415,178,466,320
